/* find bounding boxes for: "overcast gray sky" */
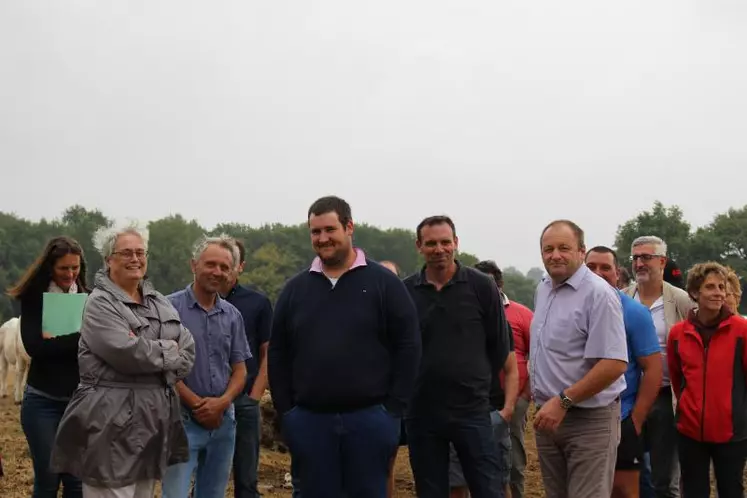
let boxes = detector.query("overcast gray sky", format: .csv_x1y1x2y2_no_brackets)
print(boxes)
1,1,745,272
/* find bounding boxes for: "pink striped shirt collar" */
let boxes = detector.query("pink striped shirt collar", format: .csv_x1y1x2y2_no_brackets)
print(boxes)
310,248,367,273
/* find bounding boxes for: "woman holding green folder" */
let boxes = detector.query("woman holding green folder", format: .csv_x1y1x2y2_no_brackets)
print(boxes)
7,235,88,498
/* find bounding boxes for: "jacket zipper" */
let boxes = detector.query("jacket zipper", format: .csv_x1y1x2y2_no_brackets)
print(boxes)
701,342,709,441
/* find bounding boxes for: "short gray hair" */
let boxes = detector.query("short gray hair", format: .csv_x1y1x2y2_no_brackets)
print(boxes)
631,235,667,256
93,219,149,265
192,234,239,267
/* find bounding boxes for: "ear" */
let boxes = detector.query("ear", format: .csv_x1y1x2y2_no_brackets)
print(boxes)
454,235,460,250
238,261,246,274
190,259,198,275
345,220,354,236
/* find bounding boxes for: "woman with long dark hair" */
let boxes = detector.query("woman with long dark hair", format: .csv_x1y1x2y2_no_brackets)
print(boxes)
6,235,88,498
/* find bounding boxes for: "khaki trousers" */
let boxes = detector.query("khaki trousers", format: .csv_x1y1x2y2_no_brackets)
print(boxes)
535,399,621,498
82,479,157,498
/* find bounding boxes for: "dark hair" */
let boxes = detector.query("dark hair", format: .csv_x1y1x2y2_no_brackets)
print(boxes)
474,260,503,287
540,219,585,250
618,267,632,288
416,215,456,242
586,245,618,266
308,196,352,227
379,260,400,276
6,236,88,299
234,239,246,264
664,259,685,290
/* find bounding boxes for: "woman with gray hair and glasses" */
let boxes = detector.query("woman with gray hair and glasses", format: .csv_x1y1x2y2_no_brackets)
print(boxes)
50,220,196,498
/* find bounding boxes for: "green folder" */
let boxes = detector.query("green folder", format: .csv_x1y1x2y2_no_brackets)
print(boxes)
42,293,88,337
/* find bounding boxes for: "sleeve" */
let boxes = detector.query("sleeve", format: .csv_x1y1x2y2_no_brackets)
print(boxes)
173,324,196,379
256,296,273,345
268,283,294,415
19,295,81,360
629,305,661,359
230,311,252,365
483,280,511,374
667,324,683,399
584,288,628,362
383,276,422,416
82,295,180,375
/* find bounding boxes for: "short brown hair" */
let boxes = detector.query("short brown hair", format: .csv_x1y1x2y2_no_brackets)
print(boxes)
686,261,729,300
416,215,456,242
540,219,585,250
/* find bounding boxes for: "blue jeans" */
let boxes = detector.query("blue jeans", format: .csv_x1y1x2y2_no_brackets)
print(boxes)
233,395,261,498
20,388,82,498
162,406,237,498
407,411,503,498
640,452,655,498
282,405,400,498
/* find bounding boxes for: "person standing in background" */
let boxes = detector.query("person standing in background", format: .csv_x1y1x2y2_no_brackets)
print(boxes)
474,260,534,498
220,239,273,498
7,236,89,498
624,236,693,498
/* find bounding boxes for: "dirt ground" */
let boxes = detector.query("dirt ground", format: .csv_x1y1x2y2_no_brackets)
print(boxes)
0,388,548,497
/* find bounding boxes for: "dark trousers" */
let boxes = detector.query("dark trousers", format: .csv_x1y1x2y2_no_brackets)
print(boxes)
407,412,502,498
282,405,400,498
643,387,680,498
20,388,82,498
233,395,262,498
678,433,747,498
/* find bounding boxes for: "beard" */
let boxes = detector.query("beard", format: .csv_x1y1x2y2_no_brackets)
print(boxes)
635,271,650,284
316,244,350,268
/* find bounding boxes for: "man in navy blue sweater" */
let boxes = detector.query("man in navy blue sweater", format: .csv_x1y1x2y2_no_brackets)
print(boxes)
268,195,421,498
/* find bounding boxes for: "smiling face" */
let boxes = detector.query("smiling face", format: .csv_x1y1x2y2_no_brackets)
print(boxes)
541,223,585,283
631,243,666,285
417,222,458,271
51,253,81,291
692,272,727,314
107,232,147,285
192,243,234,295
309,211,354,267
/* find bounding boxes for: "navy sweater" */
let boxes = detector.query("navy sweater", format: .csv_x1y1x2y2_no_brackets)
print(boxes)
268,260,421,416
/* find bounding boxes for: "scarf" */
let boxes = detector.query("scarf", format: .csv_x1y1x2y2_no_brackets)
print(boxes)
48,280,78,294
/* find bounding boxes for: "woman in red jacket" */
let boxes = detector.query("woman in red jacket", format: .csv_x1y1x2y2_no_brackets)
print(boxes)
667,262,747,498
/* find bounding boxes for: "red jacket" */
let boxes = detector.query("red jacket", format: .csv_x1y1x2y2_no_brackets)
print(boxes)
667,313,747,443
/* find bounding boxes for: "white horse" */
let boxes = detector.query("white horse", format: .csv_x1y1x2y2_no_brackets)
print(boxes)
0,317,31,404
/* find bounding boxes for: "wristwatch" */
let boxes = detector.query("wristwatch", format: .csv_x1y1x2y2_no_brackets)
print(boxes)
559,391,573,410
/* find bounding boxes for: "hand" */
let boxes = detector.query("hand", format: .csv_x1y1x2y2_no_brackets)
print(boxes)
631,413,644,435
249,391,262,402
499,406,514,423
129,331,136,338
533,396,568,433
42,332,53,339
193,397,229,429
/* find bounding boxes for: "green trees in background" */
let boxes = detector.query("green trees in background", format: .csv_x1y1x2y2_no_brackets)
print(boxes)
3,200,745,321
0,205,539,320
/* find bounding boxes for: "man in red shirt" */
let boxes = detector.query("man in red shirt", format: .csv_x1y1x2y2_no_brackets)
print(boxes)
474,261,534,498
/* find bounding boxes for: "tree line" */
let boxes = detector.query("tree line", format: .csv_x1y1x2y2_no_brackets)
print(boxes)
1,201,745,321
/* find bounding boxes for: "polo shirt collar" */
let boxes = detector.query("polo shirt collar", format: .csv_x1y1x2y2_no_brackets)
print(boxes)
413,260,469,287
309,248,367,273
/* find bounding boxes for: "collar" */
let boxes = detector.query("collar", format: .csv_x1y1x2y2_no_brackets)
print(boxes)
542,264,588,291
309,248,367,273
184,283,228,312
501,291,510,306
413,260,469,287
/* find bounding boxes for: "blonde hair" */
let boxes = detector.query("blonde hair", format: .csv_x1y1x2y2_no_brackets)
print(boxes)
725,267,742,300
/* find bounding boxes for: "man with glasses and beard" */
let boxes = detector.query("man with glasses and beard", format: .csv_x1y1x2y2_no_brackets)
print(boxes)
623,236,693,498
268,196,420,498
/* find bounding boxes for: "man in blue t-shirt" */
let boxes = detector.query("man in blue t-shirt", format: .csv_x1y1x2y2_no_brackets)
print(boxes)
586,246,662,498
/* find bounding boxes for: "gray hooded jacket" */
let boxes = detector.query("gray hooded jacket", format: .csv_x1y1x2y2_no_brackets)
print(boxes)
51,269,196,487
